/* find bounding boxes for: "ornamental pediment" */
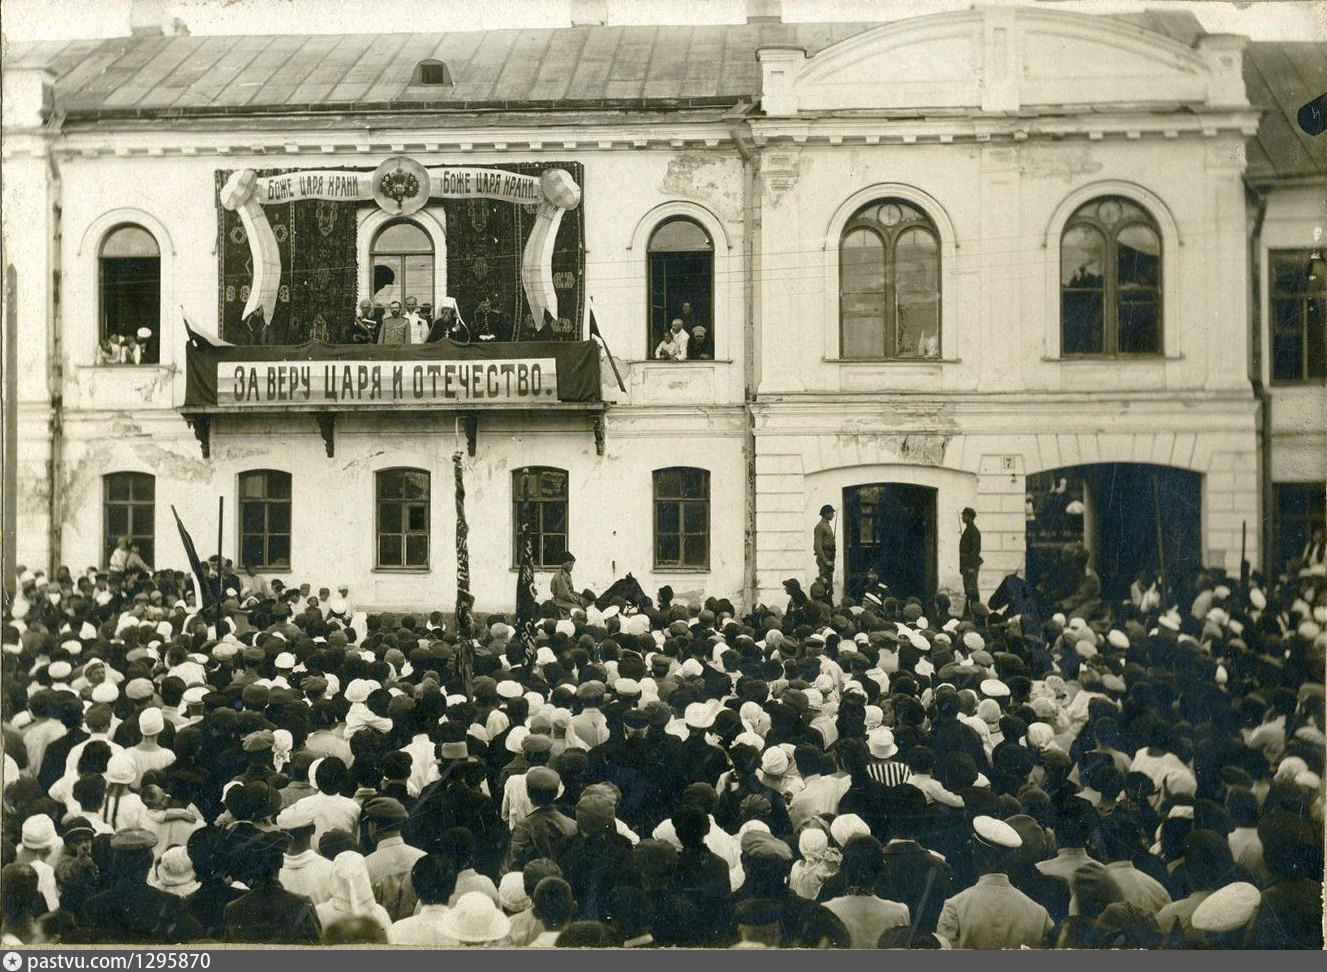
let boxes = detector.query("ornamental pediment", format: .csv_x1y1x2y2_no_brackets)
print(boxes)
757,7,1245,117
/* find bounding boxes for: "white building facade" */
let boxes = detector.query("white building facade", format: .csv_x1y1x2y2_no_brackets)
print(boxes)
4,6,1318,612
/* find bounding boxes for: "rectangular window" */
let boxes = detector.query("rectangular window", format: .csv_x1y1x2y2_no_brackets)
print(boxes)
1270,250,1327,384
238,470,292,570
376,468,430,569
1274,482,1326,571
654,467,710,570
513,467,569,569
103,472,155,567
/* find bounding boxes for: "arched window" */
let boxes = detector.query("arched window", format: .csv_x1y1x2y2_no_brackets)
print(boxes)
239,470,292,570
103,472,155,567
1061,197,1162,356
99,224,161,364
839,200,940,359
648,218,713,359
376,468,430,570
513,467,569,568
371,220,434,314
653,468,710,570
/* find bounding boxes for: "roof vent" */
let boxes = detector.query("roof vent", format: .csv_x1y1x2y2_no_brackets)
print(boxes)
413,60,453,87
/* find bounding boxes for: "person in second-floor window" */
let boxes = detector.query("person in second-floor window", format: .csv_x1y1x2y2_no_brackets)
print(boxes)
655,320,689,360
689,325,712,360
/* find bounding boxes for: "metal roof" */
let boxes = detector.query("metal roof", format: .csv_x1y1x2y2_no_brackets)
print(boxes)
1244,42,1327,184
3,12,1208,118
3,24,874,115
4,13,1323,183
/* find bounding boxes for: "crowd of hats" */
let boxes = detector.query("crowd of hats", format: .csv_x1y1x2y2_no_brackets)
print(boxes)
0,555,1323,948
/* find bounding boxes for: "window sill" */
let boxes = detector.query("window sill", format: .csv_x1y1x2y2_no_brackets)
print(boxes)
827,357,958,364
1269,379,1327,387
86,363,167,369
371,567,431,574
630,359,733,364
1043,355,1182,362
652,566,712,574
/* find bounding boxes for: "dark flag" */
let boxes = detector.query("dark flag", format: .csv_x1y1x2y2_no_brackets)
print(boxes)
453,452,475,690
588,305,627,393
515,501,540,670
182,312,233,350
171,506,213,610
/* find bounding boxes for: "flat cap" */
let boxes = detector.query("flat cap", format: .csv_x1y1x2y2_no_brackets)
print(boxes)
1190,882,1261,933
740,830,792,861
363,797,408,825
525,766,561,791
110,828,159,851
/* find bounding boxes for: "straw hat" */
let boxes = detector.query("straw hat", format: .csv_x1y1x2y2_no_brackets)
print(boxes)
440,891,512,943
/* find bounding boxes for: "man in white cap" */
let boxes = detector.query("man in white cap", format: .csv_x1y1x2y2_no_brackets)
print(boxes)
17,814,62,913
936,815,1053,949
126,707,176,788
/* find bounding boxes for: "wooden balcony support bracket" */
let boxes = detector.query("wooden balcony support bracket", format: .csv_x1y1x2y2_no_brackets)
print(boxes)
315,412,336,457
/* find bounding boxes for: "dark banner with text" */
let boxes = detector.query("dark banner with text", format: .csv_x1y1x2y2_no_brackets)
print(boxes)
185,340,601,410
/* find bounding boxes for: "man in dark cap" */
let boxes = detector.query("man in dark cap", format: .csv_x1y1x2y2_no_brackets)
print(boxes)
732,830,850,948
79,829,205,944
813,504,837,600
558,791,635,921
506,766,577,872
1248,810,1323,949
959,507,982,617
551,555,586,616
222,830,321,944
363,796,426,922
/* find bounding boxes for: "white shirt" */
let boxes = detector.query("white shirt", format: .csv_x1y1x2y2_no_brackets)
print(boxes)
389,904,457,946
280,849,334,905
406,312,429,345
291,790,361,844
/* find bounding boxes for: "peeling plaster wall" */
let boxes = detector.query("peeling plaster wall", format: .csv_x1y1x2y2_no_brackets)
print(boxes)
56,411,747,612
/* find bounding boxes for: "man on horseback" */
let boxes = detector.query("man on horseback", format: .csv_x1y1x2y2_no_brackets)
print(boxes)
551,554,588,616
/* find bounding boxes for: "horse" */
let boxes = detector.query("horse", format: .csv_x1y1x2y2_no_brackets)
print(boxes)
591,573,653,613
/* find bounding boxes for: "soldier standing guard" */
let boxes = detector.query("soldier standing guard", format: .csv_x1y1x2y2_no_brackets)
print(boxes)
814,504,837,601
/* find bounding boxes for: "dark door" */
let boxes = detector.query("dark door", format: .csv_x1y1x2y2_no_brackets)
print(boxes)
843,483,937,601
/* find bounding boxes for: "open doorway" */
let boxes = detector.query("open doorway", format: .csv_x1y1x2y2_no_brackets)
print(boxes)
843,483,937,600
1027,463,1201,602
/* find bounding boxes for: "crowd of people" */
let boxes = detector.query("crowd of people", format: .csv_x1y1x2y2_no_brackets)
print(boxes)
1,547,1322,948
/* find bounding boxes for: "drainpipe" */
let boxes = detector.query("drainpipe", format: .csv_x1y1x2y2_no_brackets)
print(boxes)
46,144,65,575
730,112,758,611
1245,177,1269,576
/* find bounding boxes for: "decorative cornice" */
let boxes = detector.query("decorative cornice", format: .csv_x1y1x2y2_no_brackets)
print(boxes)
38,123,741,161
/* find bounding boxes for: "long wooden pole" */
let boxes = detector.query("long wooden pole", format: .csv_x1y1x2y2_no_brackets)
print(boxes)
1152,474,1168,605
216,496,225,614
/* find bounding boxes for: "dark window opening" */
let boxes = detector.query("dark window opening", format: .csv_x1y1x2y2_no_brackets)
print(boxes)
654,467,710,569
414,60,452,86
1270,249,1327,383
376,468,430,569
513,467,569,569
839,200,940,359
1060,197,1162,356
648,217,713,359
99,224,161,364
104,472,155,567
1273,482,1326,570
239,470,292,570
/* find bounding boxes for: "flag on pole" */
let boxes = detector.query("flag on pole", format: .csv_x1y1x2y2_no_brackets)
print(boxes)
171,506,213,609
453,452,475,690
515,500,540,669
181,312,234,350
588,305,627,393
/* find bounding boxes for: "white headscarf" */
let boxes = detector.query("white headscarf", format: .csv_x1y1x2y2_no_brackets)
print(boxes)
328,851,379,918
